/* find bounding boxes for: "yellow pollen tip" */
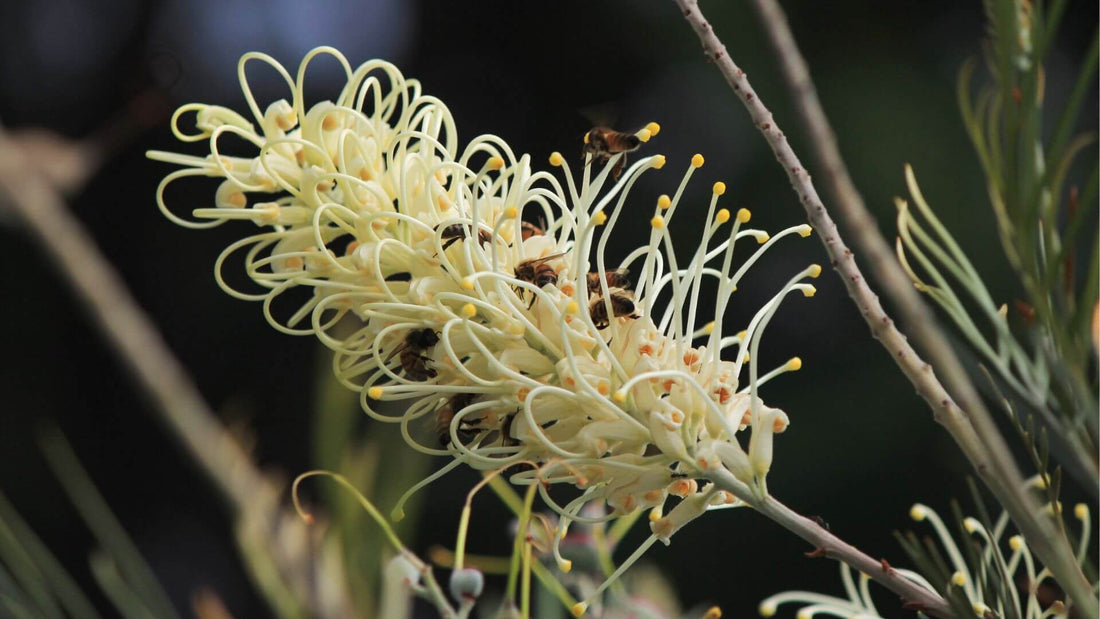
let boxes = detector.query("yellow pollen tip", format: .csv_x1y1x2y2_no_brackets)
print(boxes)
566,301,579,315
592,211,607,226
571,602,587,617
651,216,665,229
1050,601,1067,614
461,303,477,318
704,321,714,334
559,559,572,573
786,357,802,371
691,153,705,168
612,390,628,402
368,387,384,400
909,505,927,521
461,277,475,290
645,121,661,136
636,128,652,142
807,264,822,278
797,224,813,237
652,154,666,169
757,233,770,244
716,209,730,224
963,517,980,533
1075,503,1088,519
801,285,817,298
736,330,747,340
657,194,672,209
796,610,812,619
973,604,990,616
758,602,777,617
951,572,967,587
703,607,722,619
504,206,518,219
1009,535,1024,551
549,152,564,167
737,208,751,223
487,156,505,170
712,181,726,195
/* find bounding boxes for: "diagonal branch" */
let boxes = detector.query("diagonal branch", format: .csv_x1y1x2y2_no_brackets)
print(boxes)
0,124,355,618
670,0,1096,614
705,469,956,618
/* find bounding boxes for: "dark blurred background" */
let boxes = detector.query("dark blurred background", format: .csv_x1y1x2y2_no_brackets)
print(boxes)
0,1,1096,617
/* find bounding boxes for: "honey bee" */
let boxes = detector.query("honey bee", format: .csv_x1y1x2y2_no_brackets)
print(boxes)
588,288,638,329
435,393,478,446
514,252,566,307
583,126,643,179
586,268,632,295
437,222,493,253
499,411,518,447
386,328,439,381
520,217,546,241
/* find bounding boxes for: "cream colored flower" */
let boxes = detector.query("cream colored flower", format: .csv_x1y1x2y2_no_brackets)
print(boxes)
150,47,818,613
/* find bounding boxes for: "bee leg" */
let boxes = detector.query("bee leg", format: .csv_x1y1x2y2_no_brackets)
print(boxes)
612,154,629,180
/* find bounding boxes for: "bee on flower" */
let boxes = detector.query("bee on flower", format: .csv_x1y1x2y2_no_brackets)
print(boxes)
148,47,819,614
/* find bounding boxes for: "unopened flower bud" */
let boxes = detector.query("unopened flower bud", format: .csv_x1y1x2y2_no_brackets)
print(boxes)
449,567,484,602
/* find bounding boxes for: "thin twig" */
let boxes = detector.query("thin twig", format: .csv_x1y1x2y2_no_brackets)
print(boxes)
0,127,262,508
671,0,1096,613
705,469,955,618
736,0,1098,613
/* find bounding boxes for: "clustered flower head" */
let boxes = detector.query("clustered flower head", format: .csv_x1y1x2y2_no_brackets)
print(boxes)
149,47,818,608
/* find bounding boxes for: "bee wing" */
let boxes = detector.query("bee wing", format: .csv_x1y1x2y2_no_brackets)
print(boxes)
527,251,568,266
384,341,410,363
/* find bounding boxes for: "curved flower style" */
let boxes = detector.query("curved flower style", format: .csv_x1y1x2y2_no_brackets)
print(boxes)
759,492,1091,619
148,47,817,609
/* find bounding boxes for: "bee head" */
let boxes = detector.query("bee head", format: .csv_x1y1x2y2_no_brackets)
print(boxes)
411,328,440,348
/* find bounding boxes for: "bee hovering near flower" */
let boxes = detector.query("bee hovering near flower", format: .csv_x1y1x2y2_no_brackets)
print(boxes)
583,126,648,179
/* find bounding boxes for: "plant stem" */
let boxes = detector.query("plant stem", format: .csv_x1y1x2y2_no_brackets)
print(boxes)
706,469,956,618
671,0,1097,614
0,125,354,617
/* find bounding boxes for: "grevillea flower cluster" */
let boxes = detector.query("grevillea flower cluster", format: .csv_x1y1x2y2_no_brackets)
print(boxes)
148,47,818,609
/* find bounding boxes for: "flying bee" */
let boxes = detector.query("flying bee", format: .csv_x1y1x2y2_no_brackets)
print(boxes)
437,222,493,253
514,252,566,308
586,268,632,295
435,393,478,447
386,328,439,381
588,288,638,329
583,126,643,179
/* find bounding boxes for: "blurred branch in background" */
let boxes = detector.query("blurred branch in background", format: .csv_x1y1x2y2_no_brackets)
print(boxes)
0,107,355,617
672,0,1097,614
